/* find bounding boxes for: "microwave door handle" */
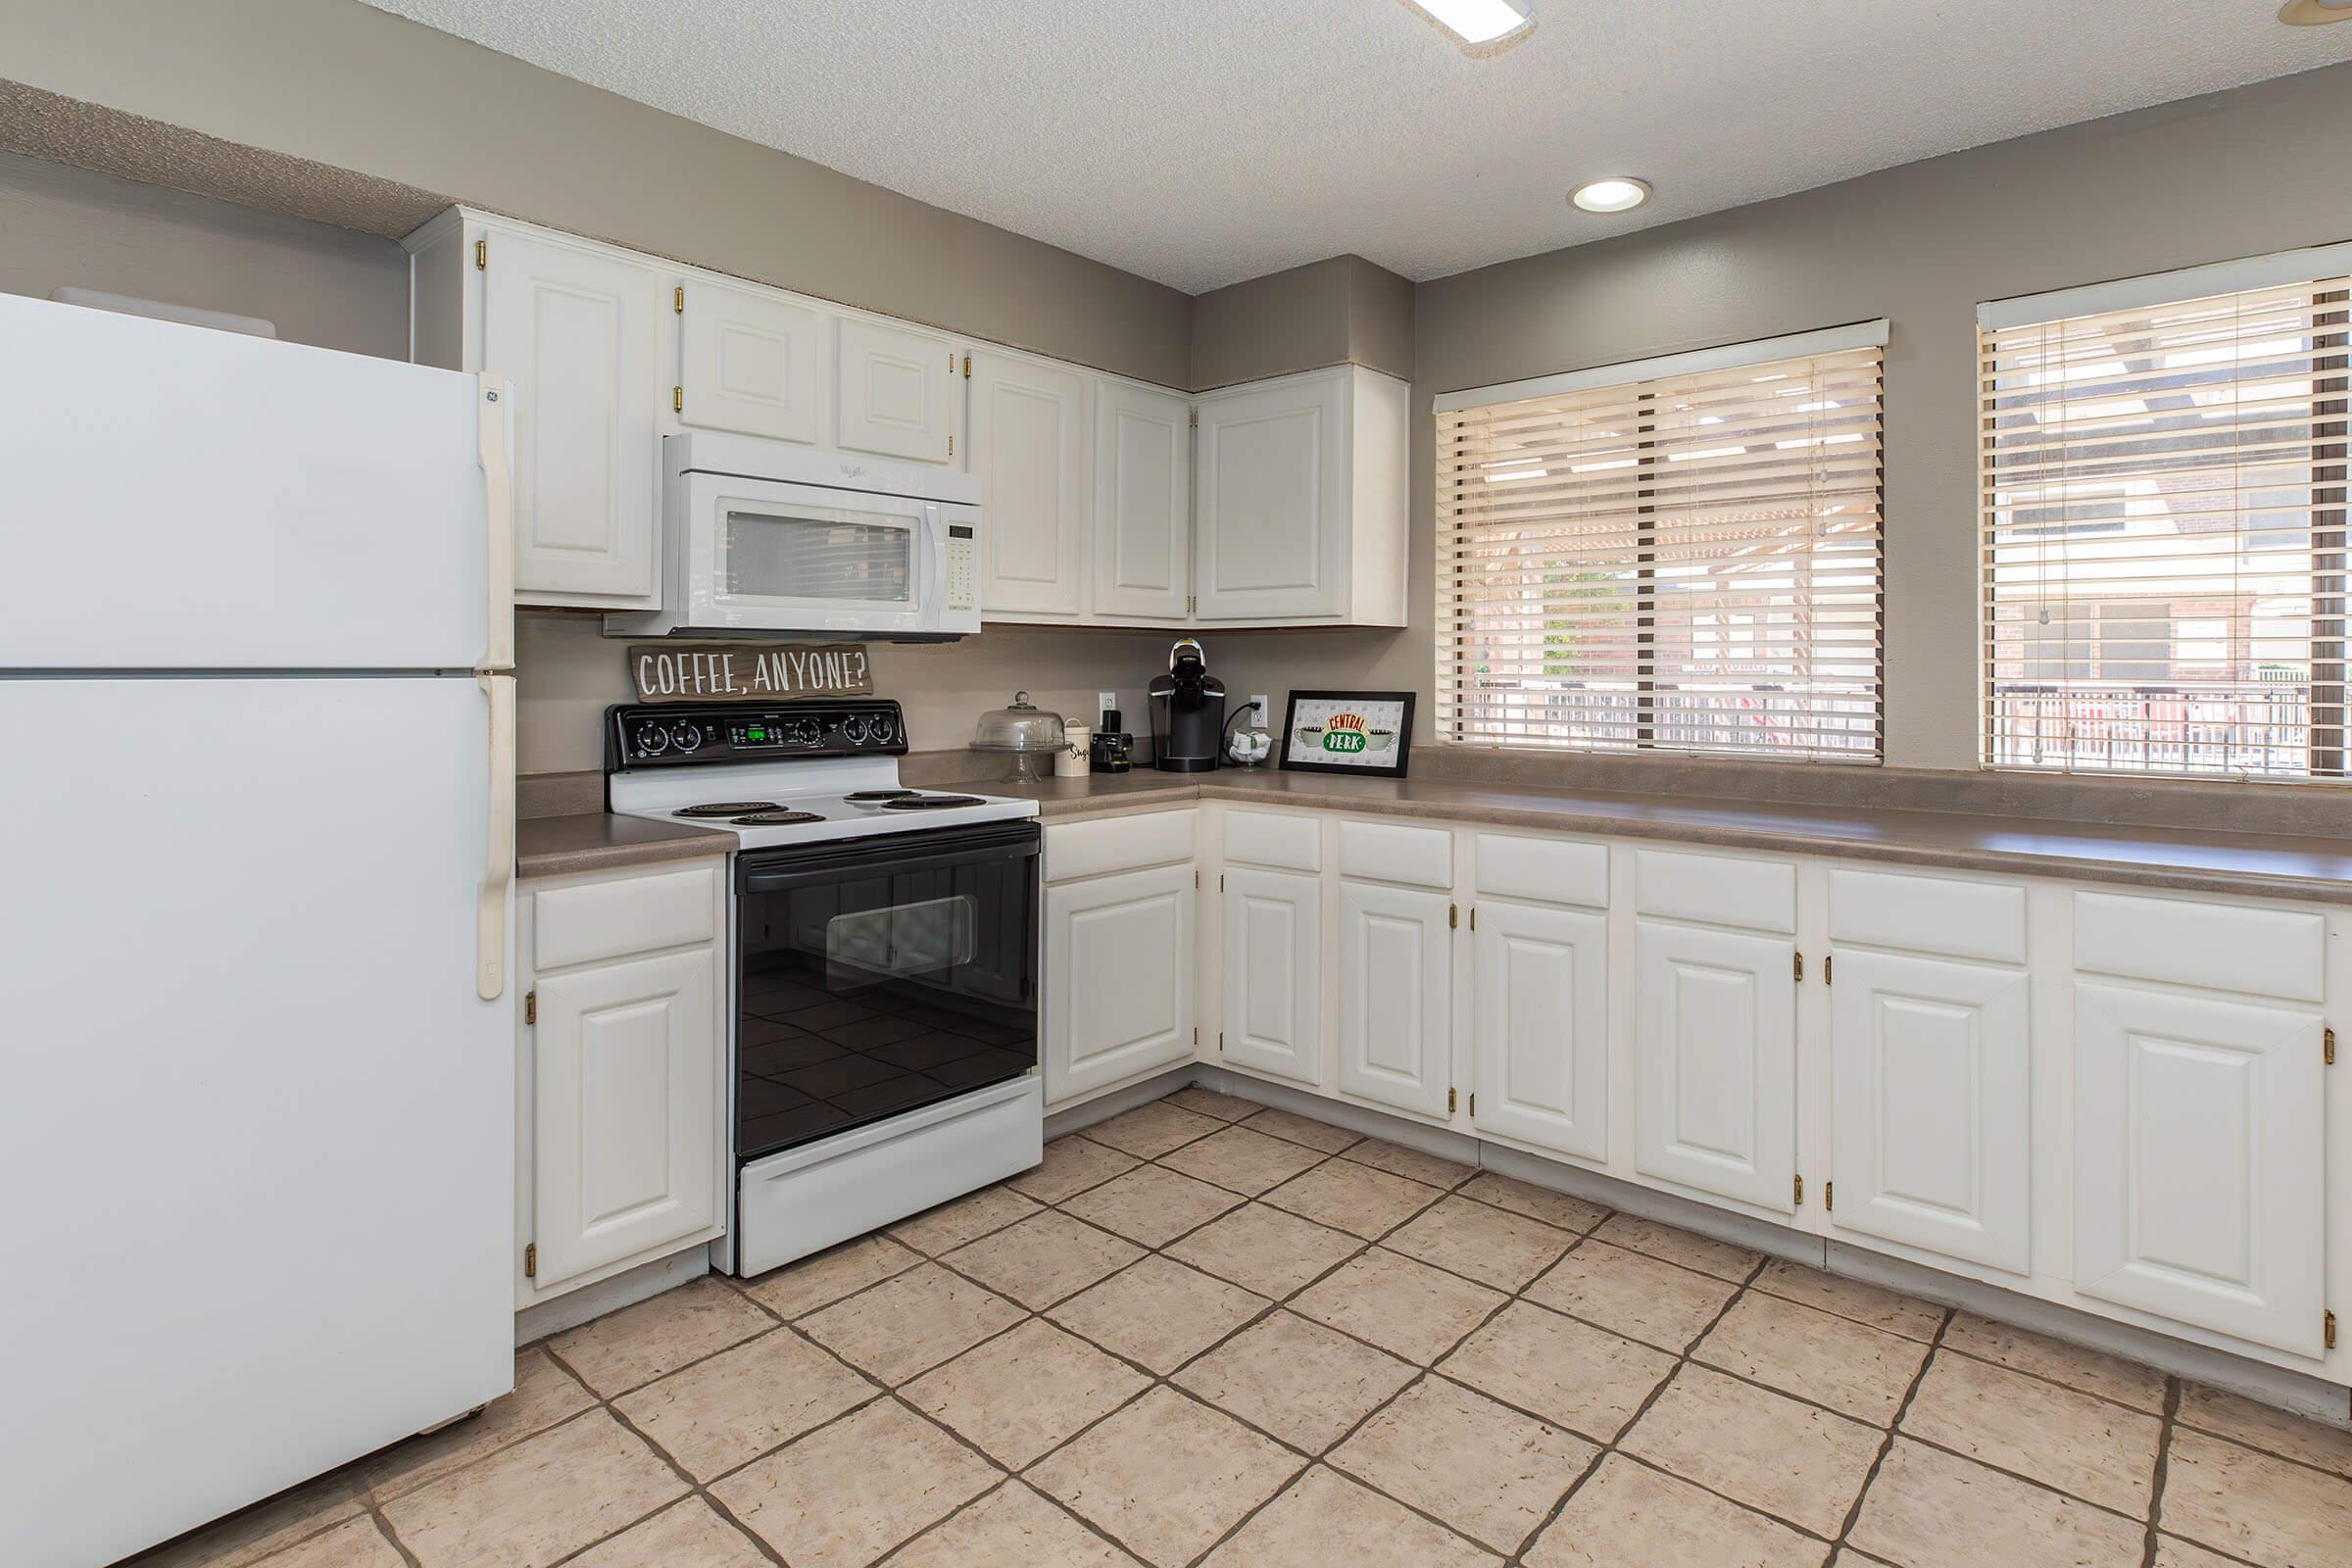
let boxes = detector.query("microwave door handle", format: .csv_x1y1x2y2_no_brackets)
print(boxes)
920,505,943,614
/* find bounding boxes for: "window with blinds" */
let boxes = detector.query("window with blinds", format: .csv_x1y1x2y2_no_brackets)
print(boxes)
1981,256,2350,781
1436,328,1885,760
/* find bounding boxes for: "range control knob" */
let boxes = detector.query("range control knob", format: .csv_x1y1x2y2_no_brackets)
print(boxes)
868,712,897,745
790,717,823,746
841,713,869,744
668,720,704,753
632,721,669,756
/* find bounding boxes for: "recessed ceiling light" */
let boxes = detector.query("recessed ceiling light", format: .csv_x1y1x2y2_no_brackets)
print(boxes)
1570,176,1652,214
2278,0,2352,21
1399,0,1536,55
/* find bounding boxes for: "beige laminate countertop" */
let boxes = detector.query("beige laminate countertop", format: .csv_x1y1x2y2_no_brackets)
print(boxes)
517,812,733,879
956,768,2352,904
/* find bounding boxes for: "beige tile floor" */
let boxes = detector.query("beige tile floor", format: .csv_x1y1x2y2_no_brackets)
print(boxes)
132,1086,2352,1568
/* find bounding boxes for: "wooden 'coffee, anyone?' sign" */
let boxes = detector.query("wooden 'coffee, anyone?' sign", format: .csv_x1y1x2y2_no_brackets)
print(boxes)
629,642,874,704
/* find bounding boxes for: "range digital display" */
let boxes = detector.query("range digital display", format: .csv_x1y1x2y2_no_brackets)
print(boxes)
728,716,787,747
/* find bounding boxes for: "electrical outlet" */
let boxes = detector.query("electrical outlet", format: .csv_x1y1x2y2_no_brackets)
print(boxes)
1097,690,1117,718
1248,693,1269,719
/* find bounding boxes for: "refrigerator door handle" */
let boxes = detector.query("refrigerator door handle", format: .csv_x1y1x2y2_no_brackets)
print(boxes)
477,374,515,672
476,672,516,1000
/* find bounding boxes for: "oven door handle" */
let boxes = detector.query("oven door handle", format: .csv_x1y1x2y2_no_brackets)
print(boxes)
736,825,1039,894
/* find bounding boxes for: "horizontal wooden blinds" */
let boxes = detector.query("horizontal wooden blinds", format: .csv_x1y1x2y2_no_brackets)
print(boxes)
1436,343,1884,760
1981,275,2351,780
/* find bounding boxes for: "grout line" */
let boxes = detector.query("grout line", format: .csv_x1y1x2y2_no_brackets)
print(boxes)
365,1501,424,1568
2143,1376,2181,1568
1830,1304,1954,1553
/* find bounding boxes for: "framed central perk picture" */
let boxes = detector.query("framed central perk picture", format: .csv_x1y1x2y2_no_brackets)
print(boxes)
1278,691,1416,778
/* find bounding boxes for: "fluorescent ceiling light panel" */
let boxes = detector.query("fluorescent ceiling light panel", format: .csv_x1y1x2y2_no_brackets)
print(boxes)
2278,0,2352,22
1401,0,1536,53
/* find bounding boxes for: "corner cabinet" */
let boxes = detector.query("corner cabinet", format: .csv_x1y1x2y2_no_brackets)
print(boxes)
1090,378,1195,623
967,347,1090,620
1193,366,1407,626
407,212,667,608
1041,810,1200,1104
514,858,729,1307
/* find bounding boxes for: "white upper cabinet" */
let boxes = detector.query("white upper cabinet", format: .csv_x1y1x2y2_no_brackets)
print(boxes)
967,349,1089,619
1091,378,1194,622
676,276,825,445
836,317,958,465
1633,919,1797,1212
2074,979,2326,1355
1194,365,1406,626
1472,900,1608,1163
1221,866,1321,1086
1829,949,2031,1273
1336,879,1454,1119
413,217,666,607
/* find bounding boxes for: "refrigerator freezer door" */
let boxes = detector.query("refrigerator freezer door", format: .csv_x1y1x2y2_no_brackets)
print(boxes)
0,293,504,672
0,677,514,1568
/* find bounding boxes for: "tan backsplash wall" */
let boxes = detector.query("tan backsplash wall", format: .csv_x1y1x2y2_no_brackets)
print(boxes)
1204,60,2352,778
518,614,1187,774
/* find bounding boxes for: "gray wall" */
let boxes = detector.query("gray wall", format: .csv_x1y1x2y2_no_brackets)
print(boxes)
0,0,1192,386
1190,254,1414,390
1206,60,2352,775
0,149,408,356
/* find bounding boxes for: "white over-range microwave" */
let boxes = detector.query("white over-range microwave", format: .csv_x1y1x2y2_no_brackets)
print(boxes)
605,433,982,640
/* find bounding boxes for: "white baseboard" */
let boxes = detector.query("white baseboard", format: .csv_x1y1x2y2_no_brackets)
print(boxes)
514,1246,710,1347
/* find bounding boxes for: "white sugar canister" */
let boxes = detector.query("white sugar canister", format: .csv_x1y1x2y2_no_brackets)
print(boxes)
1056,722,1093,777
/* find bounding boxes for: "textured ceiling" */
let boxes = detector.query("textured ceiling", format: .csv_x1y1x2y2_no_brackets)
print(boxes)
360,0,2352,293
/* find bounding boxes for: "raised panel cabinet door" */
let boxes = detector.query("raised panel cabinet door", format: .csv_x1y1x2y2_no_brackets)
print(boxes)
1472,900,1607,1162
1044,863,1196,1102
480,228,663,602
1634,920,1797,1211
837,316,956,464
677,276,824,444
1336,879,1452,1118
1091,379,1192,621
1829,950,2031,1273
532,947,721,1288
2073,980,2326,1356
968,349,1088,618
1194,372,1347,621
1221,866,1321,1086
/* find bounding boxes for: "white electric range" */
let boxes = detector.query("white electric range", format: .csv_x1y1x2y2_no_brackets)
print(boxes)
605,699,1044,1277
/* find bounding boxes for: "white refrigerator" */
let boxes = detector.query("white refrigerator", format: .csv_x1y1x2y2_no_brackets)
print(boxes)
0,293,517,1568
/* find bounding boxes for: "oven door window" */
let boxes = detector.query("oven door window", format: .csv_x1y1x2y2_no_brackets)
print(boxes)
720,503,914,610
736,829,1037,1160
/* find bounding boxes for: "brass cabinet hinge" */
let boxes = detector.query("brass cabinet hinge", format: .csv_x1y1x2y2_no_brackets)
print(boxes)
473,237,486,270
1195,868,1200,890
2328,1309,2338,1350
1793,952,1805,983
1220,873,1226,892
2328,1027,2337,1066
1447,1087,1457,1114
673,285,684,314
1468,1092,1476,1117
1192,1026,1198,1045
1824,955,1834,986
947,435,954,458
672,386,683,414
523,989,537,1026
1188,594,1198,613
962,353,972,378
1219,1032,1225,1052
1825,1180,1835,1211
1448,903,1459,930
1189,408,1199,428
1793,1173,1805,1206
523,1242,537,1279
1469,906,1477,930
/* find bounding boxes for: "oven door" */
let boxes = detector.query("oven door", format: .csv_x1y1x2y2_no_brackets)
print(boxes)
680,471,940,635
734,821,1039,1160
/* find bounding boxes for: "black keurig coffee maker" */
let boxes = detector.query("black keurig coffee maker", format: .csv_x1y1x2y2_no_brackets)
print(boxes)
1148,637,1225,772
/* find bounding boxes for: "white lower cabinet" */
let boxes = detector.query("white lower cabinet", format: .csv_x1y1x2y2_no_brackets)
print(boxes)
531,947,721,1286
1336,879,1453,1118
1633,919,1797,1212
1044,861,1196,1102
517,859,729,1305
1221,866,1321,1085
2073,979,2327,1356
1829,948,2031,1273
1471,899,1607,1161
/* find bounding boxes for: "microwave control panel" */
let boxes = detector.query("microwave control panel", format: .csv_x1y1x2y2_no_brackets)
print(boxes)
944,521,977,611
